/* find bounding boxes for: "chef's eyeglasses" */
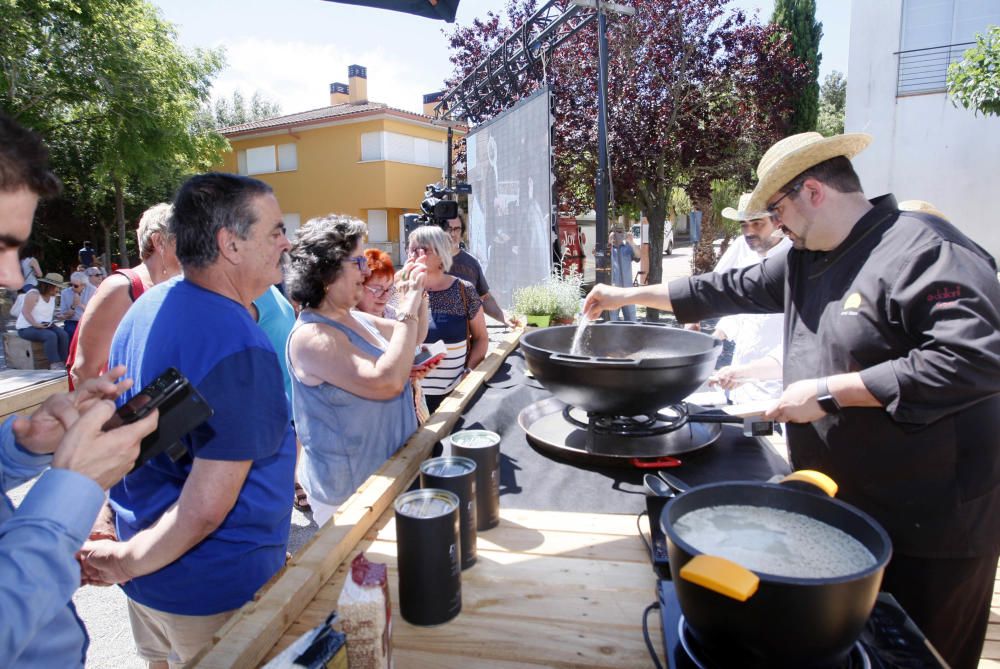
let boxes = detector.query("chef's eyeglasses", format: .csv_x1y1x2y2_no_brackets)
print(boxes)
447,224,463,233
766,182,803,222
364,284,395,298
343,255,368,272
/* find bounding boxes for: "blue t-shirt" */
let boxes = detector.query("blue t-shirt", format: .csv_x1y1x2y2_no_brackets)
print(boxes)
108,277,295,615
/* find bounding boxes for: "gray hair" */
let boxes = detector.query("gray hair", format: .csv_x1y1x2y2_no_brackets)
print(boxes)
70,271,87,285
137,203,173,261
408,225,453,272
286,214,367,308
170,173,273,269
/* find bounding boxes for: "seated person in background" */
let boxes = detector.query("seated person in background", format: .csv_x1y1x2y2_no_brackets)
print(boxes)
69,203,181,389
84,265,104,290
18,243,42,293
16,272,69,369
357,248,433,425
708,194,791,403
286,216,428,526
410,225,488,413
58,271,96,339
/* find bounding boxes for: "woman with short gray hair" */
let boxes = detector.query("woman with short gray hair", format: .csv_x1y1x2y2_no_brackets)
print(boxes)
286,215,430,526
68,203,182,389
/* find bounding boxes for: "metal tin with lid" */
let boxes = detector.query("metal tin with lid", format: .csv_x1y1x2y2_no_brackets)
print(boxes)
420,456,478,569
448,430,501,530
394,489,462,625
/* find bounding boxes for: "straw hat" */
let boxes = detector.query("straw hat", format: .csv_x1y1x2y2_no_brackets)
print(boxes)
899,199,949,221
37,272,67,288
746,132,873,214
721,193,771,222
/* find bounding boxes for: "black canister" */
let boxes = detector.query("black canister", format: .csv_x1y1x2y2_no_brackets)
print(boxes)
394,488,462,626
449,430,501,530
420,456,478,569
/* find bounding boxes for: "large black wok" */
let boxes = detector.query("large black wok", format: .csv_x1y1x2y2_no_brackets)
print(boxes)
660,472,892,667
520,322,721,415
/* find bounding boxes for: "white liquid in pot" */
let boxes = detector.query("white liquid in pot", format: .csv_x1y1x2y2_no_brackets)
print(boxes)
674,504,877,578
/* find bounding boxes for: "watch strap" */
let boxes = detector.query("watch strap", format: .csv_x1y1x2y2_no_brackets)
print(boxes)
816,377,841,414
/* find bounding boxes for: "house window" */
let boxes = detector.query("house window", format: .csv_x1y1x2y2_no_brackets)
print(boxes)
283,213,301,241
359,132,445,168
897,0,1000,95
236,144,298,175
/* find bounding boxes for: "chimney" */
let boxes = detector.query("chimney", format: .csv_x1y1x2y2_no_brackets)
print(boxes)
423,91,444,117
329,82,349,106
348,64,367,105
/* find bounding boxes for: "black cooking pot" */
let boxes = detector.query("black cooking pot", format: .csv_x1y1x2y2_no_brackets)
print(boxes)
520,322,721,415
660,471,892,668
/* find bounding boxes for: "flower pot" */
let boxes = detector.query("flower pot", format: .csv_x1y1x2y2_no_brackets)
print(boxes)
525,314,552,327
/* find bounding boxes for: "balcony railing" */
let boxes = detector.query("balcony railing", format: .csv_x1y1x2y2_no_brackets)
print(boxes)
896,42,975,96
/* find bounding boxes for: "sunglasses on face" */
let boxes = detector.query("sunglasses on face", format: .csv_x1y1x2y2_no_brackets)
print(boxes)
364,284,395,298
343,255,368,272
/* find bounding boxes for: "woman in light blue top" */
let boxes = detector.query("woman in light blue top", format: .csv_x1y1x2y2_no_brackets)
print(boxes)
286,215,429,526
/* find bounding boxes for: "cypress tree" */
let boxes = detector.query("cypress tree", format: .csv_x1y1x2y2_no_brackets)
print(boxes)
772,0,823,133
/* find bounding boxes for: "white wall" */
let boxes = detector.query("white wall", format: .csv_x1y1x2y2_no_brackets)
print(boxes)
846,0,1000,258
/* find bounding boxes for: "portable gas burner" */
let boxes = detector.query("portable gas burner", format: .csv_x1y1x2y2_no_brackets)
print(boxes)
657,580,948,669
518,397,771,467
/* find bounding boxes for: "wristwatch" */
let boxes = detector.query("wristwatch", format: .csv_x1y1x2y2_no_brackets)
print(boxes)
396,311,418,324
816,377,842,414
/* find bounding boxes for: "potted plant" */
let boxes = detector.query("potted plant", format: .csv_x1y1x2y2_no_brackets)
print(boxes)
513,268,585,327
513,283,559,327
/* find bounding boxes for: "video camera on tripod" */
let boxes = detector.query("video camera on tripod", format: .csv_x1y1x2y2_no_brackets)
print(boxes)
403,182,473,238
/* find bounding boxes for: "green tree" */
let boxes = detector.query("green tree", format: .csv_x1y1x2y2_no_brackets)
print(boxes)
816,70,846,136
1,0,226,268
210,89,282,129
948,26,1000,117
772,0,822,133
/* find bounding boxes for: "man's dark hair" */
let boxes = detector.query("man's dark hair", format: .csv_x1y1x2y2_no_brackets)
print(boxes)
286,215,366,308
0,114,62,198
170,173,273,269
782,156,863,195
439,212,466,235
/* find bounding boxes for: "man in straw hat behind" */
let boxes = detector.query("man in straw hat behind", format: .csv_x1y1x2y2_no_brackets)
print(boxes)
705,193,791,402
584,131,1000,668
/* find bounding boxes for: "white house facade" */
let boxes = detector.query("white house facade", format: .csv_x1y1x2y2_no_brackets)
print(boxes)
846,0,1000,257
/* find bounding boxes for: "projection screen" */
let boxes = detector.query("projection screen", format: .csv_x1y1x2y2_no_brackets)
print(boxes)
466,87,553,310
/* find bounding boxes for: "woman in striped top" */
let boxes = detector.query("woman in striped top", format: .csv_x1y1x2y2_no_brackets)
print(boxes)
408,226,488,413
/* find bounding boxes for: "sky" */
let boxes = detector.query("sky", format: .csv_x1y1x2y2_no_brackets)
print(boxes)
153,0,851,117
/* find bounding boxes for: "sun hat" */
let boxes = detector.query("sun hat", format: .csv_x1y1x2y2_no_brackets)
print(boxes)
721,193,771,222
746,132,873,214
37,272,67,288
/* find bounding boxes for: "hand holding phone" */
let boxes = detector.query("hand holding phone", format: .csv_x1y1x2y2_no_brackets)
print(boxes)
413,341,447,368
102,367,213,472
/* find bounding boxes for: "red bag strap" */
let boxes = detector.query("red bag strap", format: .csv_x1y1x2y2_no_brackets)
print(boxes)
113,268,146,302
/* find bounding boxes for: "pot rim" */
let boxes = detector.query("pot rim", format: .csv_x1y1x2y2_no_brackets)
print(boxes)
521,323,721,369
661,480,893,585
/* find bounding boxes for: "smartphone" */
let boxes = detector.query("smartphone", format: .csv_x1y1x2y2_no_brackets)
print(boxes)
413,341,448,367
102,367,214,472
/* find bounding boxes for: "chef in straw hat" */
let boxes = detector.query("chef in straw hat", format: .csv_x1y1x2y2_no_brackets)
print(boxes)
584,131,1000,669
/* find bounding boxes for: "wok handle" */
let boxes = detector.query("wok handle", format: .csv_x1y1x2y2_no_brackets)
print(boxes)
548,353,636,365
680,554,760,602
630,456,682,469
779,470,839,497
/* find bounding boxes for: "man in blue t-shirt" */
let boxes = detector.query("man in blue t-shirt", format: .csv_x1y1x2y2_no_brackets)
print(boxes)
80,173,296,667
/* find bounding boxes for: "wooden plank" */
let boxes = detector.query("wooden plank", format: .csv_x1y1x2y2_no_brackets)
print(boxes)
0,371,67,420
194,328,522,669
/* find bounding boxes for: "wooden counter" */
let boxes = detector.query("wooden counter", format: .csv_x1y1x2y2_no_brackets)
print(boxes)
263,507,663,668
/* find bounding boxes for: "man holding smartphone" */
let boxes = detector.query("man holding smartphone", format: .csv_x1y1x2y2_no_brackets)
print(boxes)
81,173,296,668
0,114,159,668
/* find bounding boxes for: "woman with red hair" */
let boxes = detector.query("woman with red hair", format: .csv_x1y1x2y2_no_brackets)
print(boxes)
356,248,432,423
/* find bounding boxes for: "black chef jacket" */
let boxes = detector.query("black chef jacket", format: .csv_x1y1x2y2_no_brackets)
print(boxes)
669,194,1000,557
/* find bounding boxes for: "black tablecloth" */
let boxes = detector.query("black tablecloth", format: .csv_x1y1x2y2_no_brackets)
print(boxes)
451,349,791,516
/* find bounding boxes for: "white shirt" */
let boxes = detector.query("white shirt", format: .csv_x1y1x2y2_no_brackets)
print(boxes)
714,237,791,403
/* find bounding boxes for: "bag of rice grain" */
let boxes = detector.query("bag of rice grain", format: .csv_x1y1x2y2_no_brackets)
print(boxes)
337,553,392,669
